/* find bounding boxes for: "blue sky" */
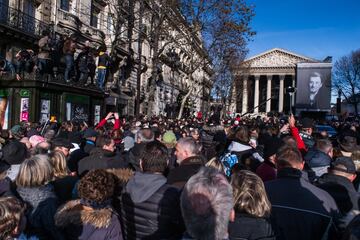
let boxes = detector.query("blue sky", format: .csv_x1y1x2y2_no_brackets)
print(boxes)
246,0,360,62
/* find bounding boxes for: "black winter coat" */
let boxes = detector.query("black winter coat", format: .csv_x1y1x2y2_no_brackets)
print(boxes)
265,168,340,240
228,213,275,240
78,148,126,176
167,156,204,189
120,172,185,239
317,173,360,216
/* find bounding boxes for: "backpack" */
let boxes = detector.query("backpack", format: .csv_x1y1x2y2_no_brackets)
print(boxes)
219,152,238,177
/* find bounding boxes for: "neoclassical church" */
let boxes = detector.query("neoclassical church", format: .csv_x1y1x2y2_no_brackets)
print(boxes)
231,48,330,114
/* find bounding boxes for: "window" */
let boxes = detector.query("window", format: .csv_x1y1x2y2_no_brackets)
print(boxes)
60,0,69,11
90,5,99,28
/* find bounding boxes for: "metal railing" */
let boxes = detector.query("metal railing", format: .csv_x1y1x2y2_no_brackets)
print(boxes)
0,2,48,37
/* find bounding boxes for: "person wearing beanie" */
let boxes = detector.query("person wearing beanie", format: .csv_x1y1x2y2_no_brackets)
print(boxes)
162,130,177,170
256,137,283,182
2,140,28,181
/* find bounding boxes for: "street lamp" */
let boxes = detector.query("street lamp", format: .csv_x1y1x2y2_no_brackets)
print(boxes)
286,86,296,114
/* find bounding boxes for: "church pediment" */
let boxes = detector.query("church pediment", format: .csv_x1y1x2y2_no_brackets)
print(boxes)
242,48,318,68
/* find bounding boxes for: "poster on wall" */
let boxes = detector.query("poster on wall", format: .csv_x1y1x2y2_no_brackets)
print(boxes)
296,62,332,111
71,103,89,122
94,105,101,125
40,99,50,123
66,103,71,121
20,98,29,122
0,97,9,129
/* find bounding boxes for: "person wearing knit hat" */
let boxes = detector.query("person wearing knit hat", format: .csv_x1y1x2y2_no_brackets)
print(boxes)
29,135,45,149
256,137,284,182
1,140,28,180
162,131,177,148
9,125,25,140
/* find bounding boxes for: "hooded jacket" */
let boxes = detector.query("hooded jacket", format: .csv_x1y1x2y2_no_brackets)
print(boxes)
55,200,123,240
120,172,185,239
17,184,64,240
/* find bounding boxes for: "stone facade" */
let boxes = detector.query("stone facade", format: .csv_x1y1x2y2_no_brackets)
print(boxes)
0,0,213,117
231,48,321,114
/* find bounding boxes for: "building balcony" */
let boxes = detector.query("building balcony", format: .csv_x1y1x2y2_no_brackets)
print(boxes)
0,2,48,39
56,8,105,46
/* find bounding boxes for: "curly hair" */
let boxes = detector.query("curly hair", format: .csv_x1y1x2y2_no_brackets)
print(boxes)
0,197,26,240
78,169,115,204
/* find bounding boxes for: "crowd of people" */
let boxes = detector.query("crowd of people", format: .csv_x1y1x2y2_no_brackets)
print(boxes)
0,111,359,240
0,29,117,91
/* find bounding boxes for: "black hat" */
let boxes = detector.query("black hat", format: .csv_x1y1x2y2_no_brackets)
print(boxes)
338,136,360,153
300,118,314,129
52,138,73,149
330,157,356,174
83,128,99,138
1,140,27,165
263,137,284,159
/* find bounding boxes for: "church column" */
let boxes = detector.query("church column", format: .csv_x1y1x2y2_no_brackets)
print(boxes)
279,75,285,112
254,75,260,113
291,74,295,107
241,75,248,114
266,75,272,112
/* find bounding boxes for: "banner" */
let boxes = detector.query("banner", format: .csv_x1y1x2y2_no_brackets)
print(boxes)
94,105,101,125
0,97,9,129
296,63,332,111
20,98,29,122
40,99,50,123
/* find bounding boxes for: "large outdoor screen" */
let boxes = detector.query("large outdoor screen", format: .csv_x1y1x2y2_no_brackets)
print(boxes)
296,62,332,111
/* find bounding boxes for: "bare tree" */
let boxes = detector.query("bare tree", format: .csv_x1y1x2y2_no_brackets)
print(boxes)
333,49,360,115
176,0,256,118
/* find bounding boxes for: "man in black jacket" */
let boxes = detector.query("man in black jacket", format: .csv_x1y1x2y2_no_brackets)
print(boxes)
265,145,340,240
120,141,185,239
317,157,360,216
167,137,204,189
78,135,125,176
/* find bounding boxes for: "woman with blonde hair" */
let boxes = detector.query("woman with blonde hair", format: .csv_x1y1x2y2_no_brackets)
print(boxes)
49,151,79,204
229,170,275,240
15,154,64,239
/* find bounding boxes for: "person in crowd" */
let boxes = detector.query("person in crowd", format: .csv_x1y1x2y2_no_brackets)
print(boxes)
317,157,359,216
16,154,63,239
0,56,15,78
82,128,98,154
0,196,28,239
96,46,110,90
28,135,45,150
52,138,73,158
205,156,225,173
78,135,125,176
37,30,52,76
161,130,177,170
49,151,78,204
127,128,154,171
9,125,25,140
352,149,360,191
299,117,316,150
256,136,283,182
1,140,28,181
75,41,92,86
337,133,360,158
305,139,334,177
63,35,76,83
120,141,184,239
0,160,14,197
288,114,307,153
265,145,340,240
167,137,204,188
181,167,234,240
14,49,35,81
201,113,226,160
95,112,121,131
55,169,123,239
190,128,200,143
229,170,275,240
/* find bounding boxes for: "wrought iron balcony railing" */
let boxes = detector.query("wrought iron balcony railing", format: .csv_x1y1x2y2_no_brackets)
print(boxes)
0,2,48,37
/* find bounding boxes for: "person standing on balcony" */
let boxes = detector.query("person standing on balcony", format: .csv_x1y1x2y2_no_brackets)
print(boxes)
15,49,35,81
96,45,110,90
37,30,51,76
75,41,91,86
63,34,76,84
